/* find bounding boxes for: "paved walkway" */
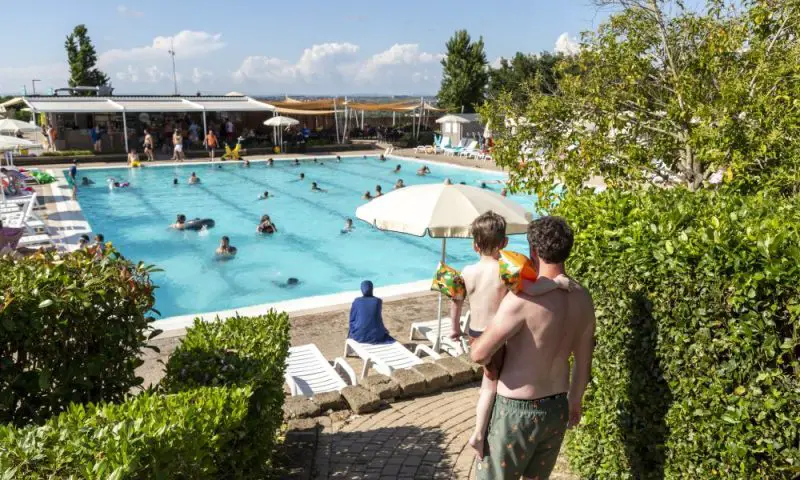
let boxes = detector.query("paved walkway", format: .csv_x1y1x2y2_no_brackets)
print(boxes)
313,385,576,480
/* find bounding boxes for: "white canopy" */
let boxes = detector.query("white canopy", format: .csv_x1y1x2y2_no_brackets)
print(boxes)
21,95,275,113
0,135,36,149
0,118,39,134
436,114,472,124
263,115,300,127
355,183,529,238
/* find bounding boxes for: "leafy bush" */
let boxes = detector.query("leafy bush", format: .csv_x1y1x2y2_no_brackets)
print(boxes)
40,150,95,157
393,131,434,148
0,386,253,479
0,248,158,426
560,188,799,479
160,312,291,476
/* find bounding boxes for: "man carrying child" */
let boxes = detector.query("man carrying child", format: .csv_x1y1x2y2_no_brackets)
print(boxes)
469,216,596,480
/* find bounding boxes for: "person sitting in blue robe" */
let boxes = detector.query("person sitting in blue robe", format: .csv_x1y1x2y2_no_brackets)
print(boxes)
348,280,393,344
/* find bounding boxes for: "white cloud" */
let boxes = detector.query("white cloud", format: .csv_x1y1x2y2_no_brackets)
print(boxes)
191,67,213,84
354,44,443,83
233,42,442,93
99,30,225,65
554,32,580,56
117,5,143,17
116,65,140,82
233,42,359,84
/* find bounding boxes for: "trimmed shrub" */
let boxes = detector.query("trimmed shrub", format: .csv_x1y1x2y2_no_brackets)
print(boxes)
0,386,253,479
0,248,158,426
159,312,291,476
40,150,95,157
559,188,800,479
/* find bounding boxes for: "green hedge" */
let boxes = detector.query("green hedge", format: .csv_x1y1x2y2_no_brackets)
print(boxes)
40,150,95,157
559,188,799,479
0,249,158,426
159,312,291,476
0,386,253,479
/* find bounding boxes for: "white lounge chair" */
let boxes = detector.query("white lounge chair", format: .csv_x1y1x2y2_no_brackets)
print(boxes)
1,193,36,228
416,135,441,154
458,140,480,157
434,137,451,154
344,339,440,378
409,311,471,357
285,344,357,397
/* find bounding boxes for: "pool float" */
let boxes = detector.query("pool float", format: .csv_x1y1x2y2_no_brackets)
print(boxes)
131,160,141,168
185,218,215,231
430,262,466,300
498,250,538,293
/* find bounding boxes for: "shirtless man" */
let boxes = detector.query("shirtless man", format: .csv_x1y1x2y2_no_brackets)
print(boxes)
471,216,595,480
143,129,155,161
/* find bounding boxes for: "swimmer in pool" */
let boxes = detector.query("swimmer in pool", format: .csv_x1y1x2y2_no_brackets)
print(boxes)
268,158,274,166
188,172,200,184
313,158,318,163
257,214,277,234
311,182,327,192
394,179,405,190
108,177,130,188
296,173,305,181
459,181,467,185
375,185,383,197
480,182,488,189
173,177,178,185
172,214,187,230
217,164,222,169
362,190,373,200
258,191,270,200
380,154,386,161
416,165,431,176
81,177,94,186
393,164,401,174
500,188,508,197
336,155,341,162
293,159,300,166
216,236,237,258
444,178,453,185
243,159,251,168
341,218,354,233
273,277,300,288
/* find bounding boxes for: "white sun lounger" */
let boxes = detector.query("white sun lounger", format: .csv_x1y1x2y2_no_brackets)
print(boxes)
1,192,36,228
344,339,440,378
409,311,471,357
285,344,357,397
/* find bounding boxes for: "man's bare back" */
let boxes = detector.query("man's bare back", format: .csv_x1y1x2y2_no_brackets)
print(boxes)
493,284,594,401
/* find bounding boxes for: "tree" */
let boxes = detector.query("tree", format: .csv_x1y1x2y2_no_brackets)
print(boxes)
481,0,800,198
65,25,109,92
487,51,564,105
437,30,488,113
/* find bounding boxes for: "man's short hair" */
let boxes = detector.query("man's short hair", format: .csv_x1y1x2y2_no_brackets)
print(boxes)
471,211,507,255
527,216,574,264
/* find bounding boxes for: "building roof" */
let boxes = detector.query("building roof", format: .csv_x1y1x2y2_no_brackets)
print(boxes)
21,95,275,114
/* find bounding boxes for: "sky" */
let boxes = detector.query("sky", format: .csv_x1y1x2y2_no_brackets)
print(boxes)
0,0,611,96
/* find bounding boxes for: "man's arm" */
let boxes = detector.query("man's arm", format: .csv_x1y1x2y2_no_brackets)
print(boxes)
469,294,525,365
568,293,596,428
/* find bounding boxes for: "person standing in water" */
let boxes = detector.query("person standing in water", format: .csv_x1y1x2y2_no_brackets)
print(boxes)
215,236,237,258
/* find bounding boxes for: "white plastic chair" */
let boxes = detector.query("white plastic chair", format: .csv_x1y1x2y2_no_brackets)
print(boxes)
285,343,357,397
409,311,471,357
344,339,440,378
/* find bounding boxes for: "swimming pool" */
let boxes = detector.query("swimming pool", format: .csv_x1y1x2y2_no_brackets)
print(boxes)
71,156,534,319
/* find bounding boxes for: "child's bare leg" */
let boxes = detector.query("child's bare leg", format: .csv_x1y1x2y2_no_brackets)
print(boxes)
469,373,498,459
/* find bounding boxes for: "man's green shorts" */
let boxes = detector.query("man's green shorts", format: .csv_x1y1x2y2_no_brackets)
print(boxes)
475,393,569,480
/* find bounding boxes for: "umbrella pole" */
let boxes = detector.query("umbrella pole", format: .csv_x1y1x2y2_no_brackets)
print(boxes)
434,237,447,352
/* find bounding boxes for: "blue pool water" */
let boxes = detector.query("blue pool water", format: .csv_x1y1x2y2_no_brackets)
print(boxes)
72,156,534,318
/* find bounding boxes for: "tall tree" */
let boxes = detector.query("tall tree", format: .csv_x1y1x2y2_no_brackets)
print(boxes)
487,52,564,105
437,30,488,113
481,0,800,197
65,25,109,92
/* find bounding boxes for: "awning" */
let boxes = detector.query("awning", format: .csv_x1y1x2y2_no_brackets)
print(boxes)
274,107,337,115
21,95,275,114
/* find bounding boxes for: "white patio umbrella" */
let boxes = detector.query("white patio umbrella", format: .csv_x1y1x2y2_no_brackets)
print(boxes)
0,135,38,166
356,183,531,351
435,114,471,125
264,115,299,150
0,118,39,135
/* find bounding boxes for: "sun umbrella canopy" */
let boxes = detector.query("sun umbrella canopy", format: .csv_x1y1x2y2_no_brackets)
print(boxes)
263,115,299,127
0,118,39,134
435,114,471,124
0,135,35,149
355,183,531,238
